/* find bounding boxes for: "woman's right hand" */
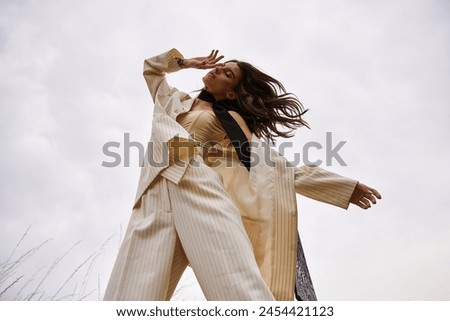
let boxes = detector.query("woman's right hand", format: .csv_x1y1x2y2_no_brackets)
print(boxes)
181,50,225,69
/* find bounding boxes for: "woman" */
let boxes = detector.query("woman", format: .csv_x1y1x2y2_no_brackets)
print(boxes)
104,49,381,301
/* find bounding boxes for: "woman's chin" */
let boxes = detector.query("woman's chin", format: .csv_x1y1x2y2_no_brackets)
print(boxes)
202,78,210,88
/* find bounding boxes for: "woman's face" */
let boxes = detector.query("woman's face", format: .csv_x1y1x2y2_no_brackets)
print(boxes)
202,62,242,100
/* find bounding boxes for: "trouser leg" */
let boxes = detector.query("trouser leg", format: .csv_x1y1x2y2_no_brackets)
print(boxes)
164,236,189,300
167,161,275,301
103,177,188,300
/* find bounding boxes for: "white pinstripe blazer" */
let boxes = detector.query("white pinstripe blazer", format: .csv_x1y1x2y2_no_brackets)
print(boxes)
134,49,358,300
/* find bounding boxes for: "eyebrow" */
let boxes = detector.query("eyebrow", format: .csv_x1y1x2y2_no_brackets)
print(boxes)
224,67,236,79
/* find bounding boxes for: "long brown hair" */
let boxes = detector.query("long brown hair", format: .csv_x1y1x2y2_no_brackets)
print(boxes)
228,60,309,141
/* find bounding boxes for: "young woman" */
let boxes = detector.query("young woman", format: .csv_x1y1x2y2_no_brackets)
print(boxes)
103,49,381,301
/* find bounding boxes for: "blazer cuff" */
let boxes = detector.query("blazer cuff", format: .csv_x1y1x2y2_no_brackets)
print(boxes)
143,48,185,75
166,48,184,73
294,166,358,210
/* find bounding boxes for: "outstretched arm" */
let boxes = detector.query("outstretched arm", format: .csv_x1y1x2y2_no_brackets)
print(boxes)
294,165,358,209
294,165,381,210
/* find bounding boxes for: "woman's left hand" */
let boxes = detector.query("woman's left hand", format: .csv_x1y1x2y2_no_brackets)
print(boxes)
350,182,382,210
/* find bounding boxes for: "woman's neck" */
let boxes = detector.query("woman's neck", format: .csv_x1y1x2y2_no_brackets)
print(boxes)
191,98,213,111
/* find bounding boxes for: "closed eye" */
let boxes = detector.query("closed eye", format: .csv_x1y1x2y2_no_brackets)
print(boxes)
224,69,235,78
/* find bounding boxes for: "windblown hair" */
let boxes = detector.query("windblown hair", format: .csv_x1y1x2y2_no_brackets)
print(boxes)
228,60,309,141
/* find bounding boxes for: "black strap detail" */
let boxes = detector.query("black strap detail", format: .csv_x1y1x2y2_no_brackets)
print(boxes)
197,90,251,171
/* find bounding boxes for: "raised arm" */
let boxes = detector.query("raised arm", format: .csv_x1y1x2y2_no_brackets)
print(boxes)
143,49,225,102
143,48,184,102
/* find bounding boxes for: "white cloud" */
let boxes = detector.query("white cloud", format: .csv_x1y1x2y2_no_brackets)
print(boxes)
1,0,449,301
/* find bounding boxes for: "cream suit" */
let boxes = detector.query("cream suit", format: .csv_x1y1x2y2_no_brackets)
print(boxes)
103,49,358,301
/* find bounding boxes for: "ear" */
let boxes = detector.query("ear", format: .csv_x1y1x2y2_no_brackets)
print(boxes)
226,91,237,100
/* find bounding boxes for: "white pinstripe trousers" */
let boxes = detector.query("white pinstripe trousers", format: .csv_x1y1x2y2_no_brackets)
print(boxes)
104,158,275,301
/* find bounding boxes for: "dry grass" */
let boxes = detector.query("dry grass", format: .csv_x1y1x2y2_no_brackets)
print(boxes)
1,225,206,300
0,226,114,301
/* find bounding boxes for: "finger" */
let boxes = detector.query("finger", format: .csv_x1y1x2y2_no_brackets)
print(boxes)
371,189,382,199
357,200,368,210
359,198,371,209
209,49,218,60
365,186,381,199
199,63,217,70
199,59,225,69
209,62,225,68
211,55,224,64
365,193,377,204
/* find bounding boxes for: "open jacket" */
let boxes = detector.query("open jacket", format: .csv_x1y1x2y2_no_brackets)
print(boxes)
134,49,358,300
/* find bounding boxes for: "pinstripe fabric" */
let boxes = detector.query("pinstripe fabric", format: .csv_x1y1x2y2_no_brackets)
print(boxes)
168,157,274,300
247,142,358,300
104,176,187,300
293,166,358,210
133,49,194,207
104,157,274,300
105,49,358,301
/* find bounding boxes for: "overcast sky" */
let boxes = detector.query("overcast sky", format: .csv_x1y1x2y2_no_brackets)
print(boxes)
1,0,449,301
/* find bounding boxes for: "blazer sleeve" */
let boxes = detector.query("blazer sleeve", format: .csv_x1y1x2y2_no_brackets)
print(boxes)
294,165,358,209
143,48,184,103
